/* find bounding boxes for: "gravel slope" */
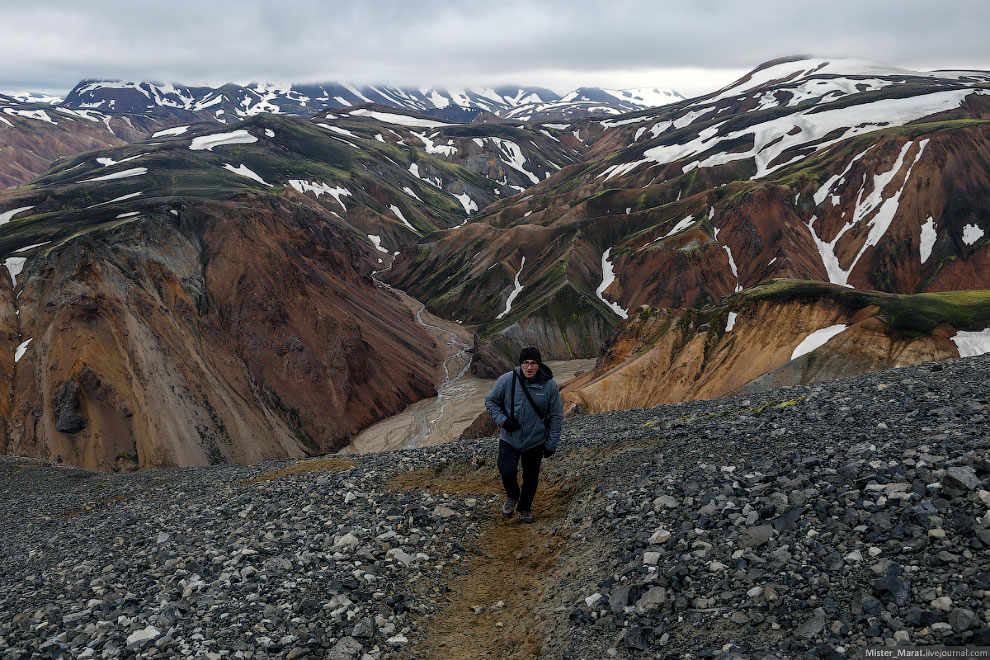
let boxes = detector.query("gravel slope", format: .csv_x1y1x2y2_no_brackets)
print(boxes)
2,355,989,659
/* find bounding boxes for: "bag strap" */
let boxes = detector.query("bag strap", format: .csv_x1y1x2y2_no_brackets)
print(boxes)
509,371,516,423
513,370,550,427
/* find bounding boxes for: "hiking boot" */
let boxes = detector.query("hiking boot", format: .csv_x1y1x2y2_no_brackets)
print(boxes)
518,510,534,524
501,498,517,518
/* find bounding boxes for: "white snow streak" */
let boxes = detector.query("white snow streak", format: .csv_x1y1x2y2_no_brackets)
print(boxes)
13,241,50,253
347,109,448,128
725,312,738,332
388,205,418,233
791,324,848,360
496,256,526,320
0,206,35,226
189,130,258,151
920,216,937,264
805,139,928,287
82,167,148,182
151,125,189,138
656,215,695,241
87,192,143,209
223,163,272,186
596,248,628,319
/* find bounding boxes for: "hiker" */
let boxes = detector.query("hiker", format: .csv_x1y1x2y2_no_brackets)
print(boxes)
484,347,563,523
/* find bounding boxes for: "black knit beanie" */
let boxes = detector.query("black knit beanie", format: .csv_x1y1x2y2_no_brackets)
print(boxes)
518,347,542,365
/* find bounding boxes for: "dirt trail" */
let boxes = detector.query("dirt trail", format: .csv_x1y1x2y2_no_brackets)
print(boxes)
389,458,578,659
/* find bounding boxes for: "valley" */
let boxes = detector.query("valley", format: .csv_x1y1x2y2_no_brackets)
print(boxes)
1,56,989,471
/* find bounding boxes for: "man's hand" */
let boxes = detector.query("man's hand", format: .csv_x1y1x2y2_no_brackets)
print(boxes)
543,448,555,459
501,418,520,432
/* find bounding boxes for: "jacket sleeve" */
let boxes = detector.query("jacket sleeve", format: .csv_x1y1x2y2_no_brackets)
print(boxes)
485,375,509,428
546,380,564,451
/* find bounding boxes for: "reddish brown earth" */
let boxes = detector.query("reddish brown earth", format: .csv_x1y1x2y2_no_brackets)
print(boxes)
1,195,442,470
562,296,966,415
0,112,172,189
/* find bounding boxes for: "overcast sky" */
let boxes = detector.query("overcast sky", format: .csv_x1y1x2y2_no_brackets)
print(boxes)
2,0,988,98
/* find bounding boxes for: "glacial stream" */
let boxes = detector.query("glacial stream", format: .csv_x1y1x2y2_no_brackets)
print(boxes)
346,251,593,453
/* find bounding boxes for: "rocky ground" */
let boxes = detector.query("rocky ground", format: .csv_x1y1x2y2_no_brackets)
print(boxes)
2,355,989,659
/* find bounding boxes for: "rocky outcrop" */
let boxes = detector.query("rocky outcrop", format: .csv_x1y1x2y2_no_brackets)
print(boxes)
467,334,511,379
563,281,989,414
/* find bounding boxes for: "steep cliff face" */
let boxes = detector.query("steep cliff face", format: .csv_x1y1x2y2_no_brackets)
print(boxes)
1,198,440,471
563,281,990,414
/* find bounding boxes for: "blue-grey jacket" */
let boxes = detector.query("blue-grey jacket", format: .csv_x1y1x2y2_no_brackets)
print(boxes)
484,365,563,451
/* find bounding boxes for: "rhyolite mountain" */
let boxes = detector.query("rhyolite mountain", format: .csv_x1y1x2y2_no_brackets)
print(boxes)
0,97,174,188
60,79,683,122
3,56,990,470
388,57,990,370
0,80,680,189
0,107,584,470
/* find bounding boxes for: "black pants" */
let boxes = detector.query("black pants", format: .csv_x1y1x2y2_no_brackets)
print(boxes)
498,440,544,512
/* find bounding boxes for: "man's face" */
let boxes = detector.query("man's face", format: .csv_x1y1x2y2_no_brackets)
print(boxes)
521,360,539,379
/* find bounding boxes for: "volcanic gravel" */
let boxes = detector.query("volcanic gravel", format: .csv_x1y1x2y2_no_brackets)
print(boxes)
2,355,989,659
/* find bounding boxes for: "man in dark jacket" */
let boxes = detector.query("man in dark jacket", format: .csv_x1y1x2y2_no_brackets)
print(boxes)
484,347,563,523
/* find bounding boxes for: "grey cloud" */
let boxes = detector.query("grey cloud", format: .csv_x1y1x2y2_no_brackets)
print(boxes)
1,0,987,96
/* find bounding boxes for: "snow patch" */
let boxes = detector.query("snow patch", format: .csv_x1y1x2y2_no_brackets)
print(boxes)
115,211,140,219
413,131,457,156
791,324,848,360
14,338,32,363
656,216,695,241
151,125,189,138
87,191,143,209
223,163,271,186
0,206,35,226
347,109,449,128
4,257,26,286
725,312,738,332
454,193,477,215
962,224,985,245
368,234,390,254
287,180,351,211
189,129,257,151
952,328,990,358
